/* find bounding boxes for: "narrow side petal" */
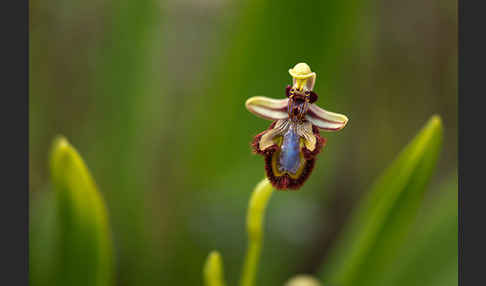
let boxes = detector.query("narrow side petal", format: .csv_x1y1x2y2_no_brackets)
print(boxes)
296,121,317,151
252,121,278,154
302,125,327,160
259,120,288,150
245,96,289,121
306,104,349,131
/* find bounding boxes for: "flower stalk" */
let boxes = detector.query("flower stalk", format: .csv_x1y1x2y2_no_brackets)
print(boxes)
240,178,274,286
204,251,226,286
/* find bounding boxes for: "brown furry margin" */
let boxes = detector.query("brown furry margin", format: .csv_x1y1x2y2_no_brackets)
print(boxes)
251,121,327,190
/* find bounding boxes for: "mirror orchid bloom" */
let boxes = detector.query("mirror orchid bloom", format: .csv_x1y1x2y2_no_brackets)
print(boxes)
245,63,349,190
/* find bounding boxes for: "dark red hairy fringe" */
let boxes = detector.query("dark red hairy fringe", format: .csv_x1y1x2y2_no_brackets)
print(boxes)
302,125,327,160
285,85,292,97
264,153,316,190
251,122,327,190
251,121,277,154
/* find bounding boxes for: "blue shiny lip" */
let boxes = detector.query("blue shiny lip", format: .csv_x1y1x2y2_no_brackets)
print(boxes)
278,123,301,174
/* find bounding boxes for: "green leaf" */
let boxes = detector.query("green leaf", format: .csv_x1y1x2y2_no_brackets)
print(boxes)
49,136,113,286
376,173,458,286
319,115,443,286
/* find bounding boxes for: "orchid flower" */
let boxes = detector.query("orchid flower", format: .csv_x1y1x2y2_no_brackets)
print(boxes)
245,63,349,190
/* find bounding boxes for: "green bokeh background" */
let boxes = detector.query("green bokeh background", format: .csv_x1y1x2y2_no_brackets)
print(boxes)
29,0,457,285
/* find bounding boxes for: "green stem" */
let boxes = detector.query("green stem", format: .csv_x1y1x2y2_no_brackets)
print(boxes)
204,251,226,286
240,178,274,286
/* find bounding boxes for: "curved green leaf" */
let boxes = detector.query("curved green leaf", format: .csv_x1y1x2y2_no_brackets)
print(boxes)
376,173,458,286
49,136,113,286
320,115,443,286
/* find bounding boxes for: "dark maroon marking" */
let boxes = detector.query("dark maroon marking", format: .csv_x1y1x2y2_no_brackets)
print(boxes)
285,85,292,97
265,125,326,190
264,151,316,190
286,85,318,104
251,120,329,190
251,121,278,154
302,125,327,160
293,95,306,102
309,91,318,103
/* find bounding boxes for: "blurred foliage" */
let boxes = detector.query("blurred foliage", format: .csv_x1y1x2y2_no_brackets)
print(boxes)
30,137,113,286
91,0,163,285
283,275,321,286
320,115,443,286
30,0,457,285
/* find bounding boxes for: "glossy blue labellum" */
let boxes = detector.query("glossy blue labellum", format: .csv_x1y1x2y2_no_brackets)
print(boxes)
279,124,301,174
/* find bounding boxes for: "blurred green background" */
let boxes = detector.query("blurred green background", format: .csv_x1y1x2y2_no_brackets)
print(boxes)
29,0,457,285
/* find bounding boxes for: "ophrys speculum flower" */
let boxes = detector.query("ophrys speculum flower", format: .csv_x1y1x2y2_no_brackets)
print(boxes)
245,63,348,190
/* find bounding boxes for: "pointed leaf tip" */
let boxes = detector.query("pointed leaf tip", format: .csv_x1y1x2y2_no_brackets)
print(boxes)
423,114,443,135
319,115,444,286
49,136,113,286
52,135,69,150
429,114,442,126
